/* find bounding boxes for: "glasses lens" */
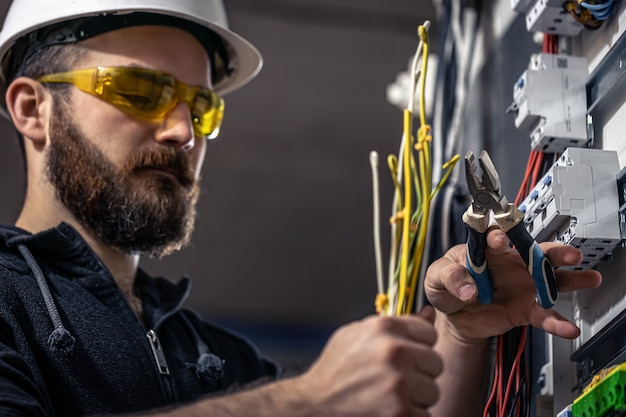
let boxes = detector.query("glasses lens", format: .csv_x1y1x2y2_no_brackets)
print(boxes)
99,68,176,118
191,91,224,140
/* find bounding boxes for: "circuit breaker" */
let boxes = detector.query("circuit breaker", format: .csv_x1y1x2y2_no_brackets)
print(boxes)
508,53,591,153
519,147,621,270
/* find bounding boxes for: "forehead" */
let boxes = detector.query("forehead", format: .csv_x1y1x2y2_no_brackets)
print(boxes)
76,25,212,87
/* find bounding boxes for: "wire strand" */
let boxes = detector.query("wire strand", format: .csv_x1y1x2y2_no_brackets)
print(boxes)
370,20,460,316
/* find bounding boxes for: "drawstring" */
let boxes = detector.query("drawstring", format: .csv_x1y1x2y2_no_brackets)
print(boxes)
16,244,75,355
180,314,224,384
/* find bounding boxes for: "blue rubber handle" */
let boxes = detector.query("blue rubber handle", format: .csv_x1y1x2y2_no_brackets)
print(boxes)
465,226,493,304
506,222,558,308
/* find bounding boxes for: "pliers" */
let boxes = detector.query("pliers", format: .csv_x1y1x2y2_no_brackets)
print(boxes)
462,150,558,309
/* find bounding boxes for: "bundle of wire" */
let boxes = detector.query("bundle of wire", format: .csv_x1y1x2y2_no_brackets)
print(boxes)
563,0,617,29
370,21,460,317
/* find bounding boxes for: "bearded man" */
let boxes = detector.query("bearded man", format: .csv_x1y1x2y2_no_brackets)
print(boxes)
0,1,601,416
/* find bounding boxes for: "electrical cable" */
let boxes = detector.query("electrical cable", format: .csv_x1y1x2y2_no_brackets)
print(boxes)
370,20,460,316
562,0,617,29
432,3,480,255
369,151,387,313
580,0,617,20
420,0,481,311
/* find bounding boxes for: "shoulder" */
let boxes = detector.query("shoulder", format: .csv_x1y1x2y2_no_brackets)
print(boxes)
0,225,35,276
0,245,35,290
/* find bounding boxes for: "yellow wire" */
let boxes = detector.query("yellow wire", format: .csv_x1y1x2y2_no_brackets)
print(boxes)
395,108,414,316
384,155,402,316
395,24,430,315
404,25,431,314
433,155,460,196
374,21,460,316
387,155,404,223
417,25,429,127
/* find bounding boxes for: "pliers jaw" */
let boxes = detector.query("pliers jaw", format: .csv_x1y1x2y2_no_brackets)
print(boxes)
462,150,558,309
464,150,509,215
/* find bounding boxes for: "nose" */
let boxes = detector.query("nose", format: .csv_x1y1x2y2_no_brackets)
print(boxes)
155,102,195,150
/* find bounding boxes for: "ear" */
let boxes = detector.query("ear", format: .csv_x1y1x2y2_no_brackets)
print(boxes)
5,76,52,145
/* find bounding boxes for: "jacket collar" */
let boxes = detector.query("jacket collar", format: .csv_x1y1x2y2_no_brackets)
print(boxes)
0,222,191,329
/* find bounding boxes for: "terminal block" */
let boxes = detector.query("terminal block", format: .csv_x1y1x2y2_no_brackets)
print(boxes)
508,53,591,153
572,362,626,417
522,0,584,36
519,148,621,270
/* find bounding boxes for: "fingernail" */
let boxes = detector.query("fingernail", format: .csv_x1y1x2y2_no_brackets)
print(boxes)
458,284,476,301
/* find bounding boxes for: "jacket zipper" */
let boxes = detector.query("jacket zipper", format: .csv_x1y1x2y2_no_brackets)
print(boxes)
147,329,170,374
147,329,176,402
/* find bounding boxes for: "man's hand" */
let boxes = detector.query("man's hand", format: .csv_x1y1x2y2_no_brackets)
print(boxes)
141,309,443,417
291,308,443,417
425,227,602,342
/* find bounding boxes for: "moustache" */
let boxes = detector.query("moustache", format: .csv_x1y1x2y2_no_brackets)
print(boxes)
124,147,196,188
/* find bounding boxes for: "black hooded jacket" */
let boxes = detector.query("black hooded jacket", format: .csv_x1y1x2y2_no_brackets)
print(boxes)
0,222,280,416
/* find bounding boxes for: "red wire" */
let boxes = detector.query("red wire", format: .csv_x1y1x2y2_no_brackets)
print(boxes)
542,33,559,54
499,327,528,417
484,336,502,417
531,151,544,187
516,368,521,417
515,151,538,205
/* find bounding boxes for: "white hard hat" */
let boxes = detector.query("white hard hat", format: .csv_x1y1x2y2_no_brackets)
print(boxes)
0,0,262,99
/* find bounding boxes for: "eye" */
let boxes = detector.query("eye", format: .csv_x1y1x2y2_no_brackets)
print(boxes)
119,93,153,107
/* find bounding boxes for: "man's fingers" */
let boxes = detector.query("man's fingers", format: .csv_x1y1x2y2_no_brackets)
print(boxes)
425,257,478,314
539,243,602,292
485,227,513,255
540,242,584,266
555,269,602,292
528,305,581,339
416,305,436,323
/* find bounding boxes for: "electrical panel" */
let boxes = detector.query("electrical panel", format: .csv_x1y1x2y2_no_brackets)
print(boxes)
508,53,591,153
510,1,626,414
426,1,626,415
519,147,621,270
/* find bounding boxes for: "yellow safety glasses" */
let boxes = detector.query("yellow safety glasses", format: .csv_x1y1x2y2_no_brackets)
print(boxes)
37,66,224,140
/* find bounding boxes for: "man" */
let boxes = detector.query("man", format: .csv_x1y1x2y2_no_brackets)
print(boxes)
0,0,601,416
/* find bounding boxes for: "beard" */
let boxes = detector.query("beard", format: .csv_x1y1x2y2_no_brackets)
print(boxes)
45,102,200,258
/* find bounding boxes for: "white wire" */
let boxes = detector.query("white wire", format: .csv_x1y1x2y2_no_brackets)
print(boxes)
369,151,384,297
408,21,430,113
